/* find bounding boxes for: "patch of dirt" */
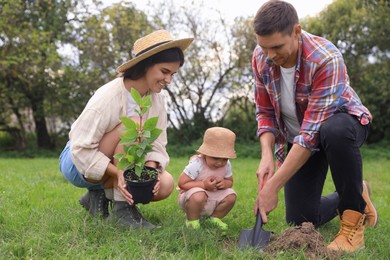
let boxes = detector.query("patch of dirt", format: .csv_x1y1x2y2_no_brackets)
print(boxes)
263,222,341,259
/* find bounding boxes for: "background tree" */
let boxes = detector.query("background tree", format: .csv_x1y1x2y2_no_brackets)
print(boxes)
1,0,389,152
303,0,390,141
52,2,152,144
217,17,259,144
140,0,257,144
0,0,78,149
0,1,152,149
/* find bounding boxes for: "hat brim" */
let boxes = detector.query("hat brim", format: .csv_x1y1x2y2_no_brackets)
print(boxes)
116,37,194,73
196,148,237,159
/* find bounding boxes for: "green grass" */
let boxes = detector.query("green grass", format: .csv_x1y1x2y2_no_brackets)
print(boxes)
0,148,389,259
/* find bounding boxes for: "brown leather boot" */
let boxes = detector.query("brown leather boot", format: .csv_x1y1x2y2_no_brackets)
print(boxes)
327,210,365,252
362,181,378,227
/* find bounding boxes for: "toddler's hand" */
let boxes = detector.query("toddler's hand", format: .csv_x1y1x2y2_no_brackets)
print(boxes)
215,176,226,189
203,176,217,191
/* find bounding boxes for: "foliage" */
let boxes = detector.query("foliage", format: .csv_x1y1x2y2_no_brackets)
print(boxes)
143,0,254,144
0,1,152,150
71,2,152,84
0,0,79,149
114,89,162,177
216,17,259,144
1,0,389,152
53,2,153,141
302,0,390,142
217,96,258,144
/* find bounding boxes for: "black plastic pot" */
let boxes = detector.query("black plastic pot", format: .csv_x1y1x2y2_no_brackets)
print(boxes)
123,166,158,204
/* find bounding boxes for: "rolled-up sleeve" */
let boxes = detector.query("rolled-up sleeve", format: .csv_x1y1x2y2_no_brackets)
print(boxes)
294,54,346,151
253,48,279,138
69,108,113,180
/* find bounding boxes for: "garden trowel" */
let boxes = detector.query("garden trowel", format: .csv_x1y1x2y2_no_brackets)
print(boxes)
238,212,271,250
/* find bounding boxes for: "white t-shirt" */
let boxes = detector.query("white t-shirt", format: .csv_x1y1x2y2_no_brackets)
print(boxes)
184,156,232,180
280,66,301,143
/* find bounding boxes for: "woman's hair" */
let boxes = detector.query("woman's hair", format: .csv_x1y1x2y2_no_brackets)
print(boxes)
253,0,299,36
120,47,185,80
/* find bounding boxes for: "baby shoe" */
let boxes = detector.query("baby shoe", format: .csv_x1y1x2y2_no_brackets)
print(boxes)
186,219,200,230
207,217,228,230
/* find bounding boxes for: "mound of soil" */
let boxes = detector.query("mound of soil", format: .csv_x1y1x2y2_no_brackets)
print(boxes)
263,222,341,259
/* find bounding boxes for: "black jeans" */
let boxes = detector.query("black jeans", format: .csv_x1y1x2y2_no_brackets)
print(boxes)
284,113,370,227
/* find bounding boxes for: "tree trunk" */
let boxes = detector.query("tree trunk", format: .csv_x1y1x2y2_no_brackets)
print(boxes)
31,97,54,149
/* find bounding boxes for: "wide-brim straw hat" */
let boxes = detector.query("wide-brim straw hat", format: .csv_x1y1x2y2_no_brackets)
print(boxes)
196,127,237,159
116,30,194,73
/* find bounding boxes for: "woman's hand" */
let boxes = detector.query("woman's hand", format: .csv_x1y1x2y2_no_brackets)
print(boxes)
116,170,134,204
152,175,161,196
145,160,159,169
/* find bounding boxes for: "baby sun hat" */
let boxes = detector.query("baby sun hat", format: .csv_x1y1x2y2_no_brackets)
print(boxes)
116,29,194,73
196,127,237,159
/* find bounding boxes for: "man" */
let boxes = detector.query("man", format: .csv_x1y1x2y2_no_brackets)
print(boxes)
252,0,377,253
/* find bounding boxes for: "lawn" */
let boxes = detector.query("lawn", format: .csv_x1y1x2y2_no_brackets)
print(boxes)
0,146,389,259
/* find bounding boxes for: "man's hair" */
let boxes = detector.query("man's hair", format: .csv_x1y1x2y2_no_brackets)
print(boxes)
253,0,299,36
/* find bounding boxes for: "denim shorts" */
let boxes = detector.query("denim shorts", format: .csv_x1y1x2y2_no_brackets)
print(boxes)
59,142,103,190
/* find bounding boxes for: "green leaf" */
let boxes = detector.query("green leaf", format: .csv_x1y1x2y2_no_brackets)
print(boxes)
117,159,129,170
123,145,131,154
142,129,151,139
130,88,142,105
125,154,135,164
141,94,151,103
140,95,152,114
143,116,158,131
145,143,153,152
149,128,163,142
120,117,137,130
138,140,149,150
113,153,123,160
135,164,144,176
120,129,138,143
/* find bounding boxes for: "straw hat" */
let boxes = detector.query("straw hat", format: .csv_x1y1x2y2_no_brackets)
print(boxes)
116,30,194,73
197,127,237,159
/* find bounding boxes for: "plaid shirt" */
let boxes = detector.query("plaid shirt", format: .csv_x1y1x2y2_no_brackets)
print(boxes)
252,31,372,166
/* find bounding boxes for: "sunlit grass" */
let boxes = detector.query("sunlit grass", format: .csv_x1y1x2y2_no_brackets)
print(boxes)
0,148,389,259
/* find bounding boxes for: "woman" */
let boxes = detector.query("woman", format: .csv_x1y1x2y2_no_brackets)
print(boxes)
59,30,193,229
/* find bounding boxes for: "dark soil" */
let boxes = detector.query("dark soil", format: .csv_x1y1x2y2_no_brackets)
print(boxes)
263,222,341,259
124,166,158,182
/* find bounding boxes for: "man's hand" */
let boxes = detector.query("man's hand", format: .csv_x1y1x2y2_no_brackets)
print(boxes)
254,180,278,224
256,155,275,191
257,132,276,191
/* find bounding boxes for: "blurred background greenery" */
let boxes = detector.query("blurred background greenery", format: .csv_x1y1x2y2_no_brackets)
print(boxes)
0,0,389,156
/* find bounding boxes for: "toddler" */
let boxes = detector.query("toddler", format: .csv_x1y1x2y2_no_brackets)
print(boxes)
178,127,237,230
